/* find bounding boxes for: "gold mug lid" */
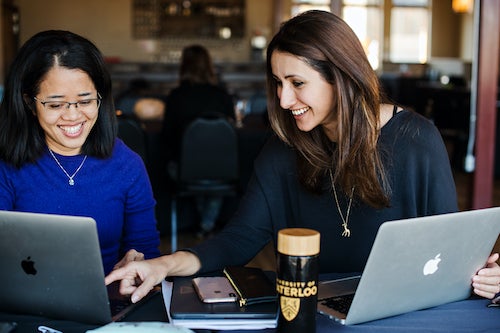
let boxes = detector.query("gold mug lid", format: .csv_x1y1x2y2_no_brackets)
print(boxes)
277,228,320,256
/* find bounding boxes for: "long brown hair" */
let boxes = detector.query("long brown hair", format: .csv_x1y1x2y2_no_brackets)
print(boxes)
266,10,389,208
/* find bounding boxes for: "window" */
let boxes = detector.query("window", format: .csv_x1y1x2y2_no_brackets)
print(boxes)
343,0,430,66
342,0,383,70
291,0,383,69
389,0,429,63
291,0,331,17
290,0,431,69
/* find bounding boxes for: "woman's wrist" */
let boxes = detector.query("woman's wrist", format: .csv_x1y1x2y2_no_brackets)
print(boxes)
161,250,201,277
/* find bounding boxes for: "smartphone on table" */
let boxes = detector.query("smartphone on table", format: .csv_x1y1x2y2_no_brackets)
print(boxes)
192,276,238,303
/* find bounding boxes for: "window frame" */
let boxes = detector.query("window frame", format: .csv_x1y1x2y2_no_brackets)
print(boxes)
289,0,432,69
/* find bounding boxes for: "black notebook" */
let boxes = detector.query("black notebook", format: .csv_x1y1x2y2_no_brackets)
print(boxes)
169,275,278,320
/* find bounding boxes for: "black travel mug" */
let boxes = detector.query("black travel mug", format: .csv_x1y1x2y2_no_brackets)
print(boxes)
276,228,320,333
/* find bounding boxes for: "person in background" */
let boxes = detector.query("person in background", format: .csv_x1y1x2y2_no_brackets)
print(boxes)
114,78,155,118
162,44,235,238
106,10,500,302
0,30,160,275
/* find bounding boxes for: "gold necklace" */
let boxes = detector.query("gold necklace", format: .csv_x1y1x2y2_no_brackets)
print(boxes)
328,169,355,237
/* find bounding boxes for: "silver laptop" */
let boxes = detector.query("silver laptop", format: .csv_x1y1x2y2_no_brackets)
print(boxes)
0,210,155,324
317,207,500,325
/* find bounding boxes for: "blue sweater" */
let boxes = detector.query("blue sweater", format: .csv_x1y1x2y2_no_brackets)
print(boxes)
191,110,459,274
0,139,160,274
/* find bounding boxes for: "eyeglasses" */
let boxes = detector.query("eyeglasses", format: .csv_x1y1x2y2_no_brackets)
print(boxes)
34,93,102,113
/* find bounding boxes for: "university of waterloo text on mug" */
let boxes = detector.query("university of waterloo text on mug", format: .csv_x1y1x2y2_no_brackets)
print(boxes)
276,228,320,333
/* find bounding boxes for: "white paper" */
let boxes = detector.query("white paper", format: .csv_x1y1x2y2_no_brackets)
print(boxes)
161,280,278,330
85,322,194,333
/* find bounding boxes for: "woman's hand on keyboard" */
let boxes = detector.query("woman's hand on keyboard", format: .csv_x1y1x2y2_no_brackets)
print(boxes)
105,250,201,303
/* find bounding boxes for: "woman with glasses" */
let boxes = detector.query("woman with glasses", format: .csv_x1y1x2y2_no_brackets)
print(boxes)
0,30,160,274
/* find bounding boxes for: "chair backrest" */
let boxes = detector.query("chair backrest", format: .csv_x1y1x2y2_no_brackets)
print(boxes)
117,116,148,163
247,90,267,115
179,116,238,183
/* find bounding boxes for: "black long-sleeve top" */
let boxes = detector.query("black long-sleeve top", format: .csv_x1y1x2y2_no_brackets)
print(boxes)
189,109,458,274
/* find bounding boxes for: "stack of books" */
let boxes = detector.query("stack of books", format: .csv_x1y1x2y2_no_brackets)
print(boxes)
162,269,278,330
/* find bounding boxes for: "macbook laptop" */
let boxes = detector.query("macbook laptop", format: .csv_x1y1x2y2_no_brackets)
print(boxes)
317,206,500,325
169,275,278,320
0,210,157,325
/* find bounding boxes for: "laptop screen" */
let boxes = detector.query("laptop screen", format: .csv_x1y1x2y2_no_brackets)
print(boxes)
0,210,112,324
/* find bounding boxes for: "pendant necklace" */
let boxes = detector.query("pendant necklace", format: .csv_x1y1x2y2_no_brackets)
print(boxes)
48,148,88,186
328,169,355,237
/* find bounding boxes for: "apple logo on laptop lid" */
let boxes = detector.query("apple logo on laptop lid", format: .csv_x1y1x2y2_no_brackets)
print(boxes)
21,256,37,275
423,253,441,276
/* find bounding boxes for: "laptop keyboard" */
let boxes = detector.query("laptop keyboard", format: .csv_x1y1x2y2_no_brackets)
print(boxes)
109,286,161,321
320,293,355,314
109,297,133,316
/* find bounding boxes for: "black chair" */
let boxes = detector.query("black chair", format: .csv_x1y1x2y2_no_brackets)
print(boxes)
169,115,239,252
246,90,267,115
117,115,148,164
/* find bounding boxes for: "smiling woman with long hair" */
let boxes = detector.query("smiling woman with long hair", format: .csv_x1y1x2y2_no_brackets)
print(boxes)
106,11,500,304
